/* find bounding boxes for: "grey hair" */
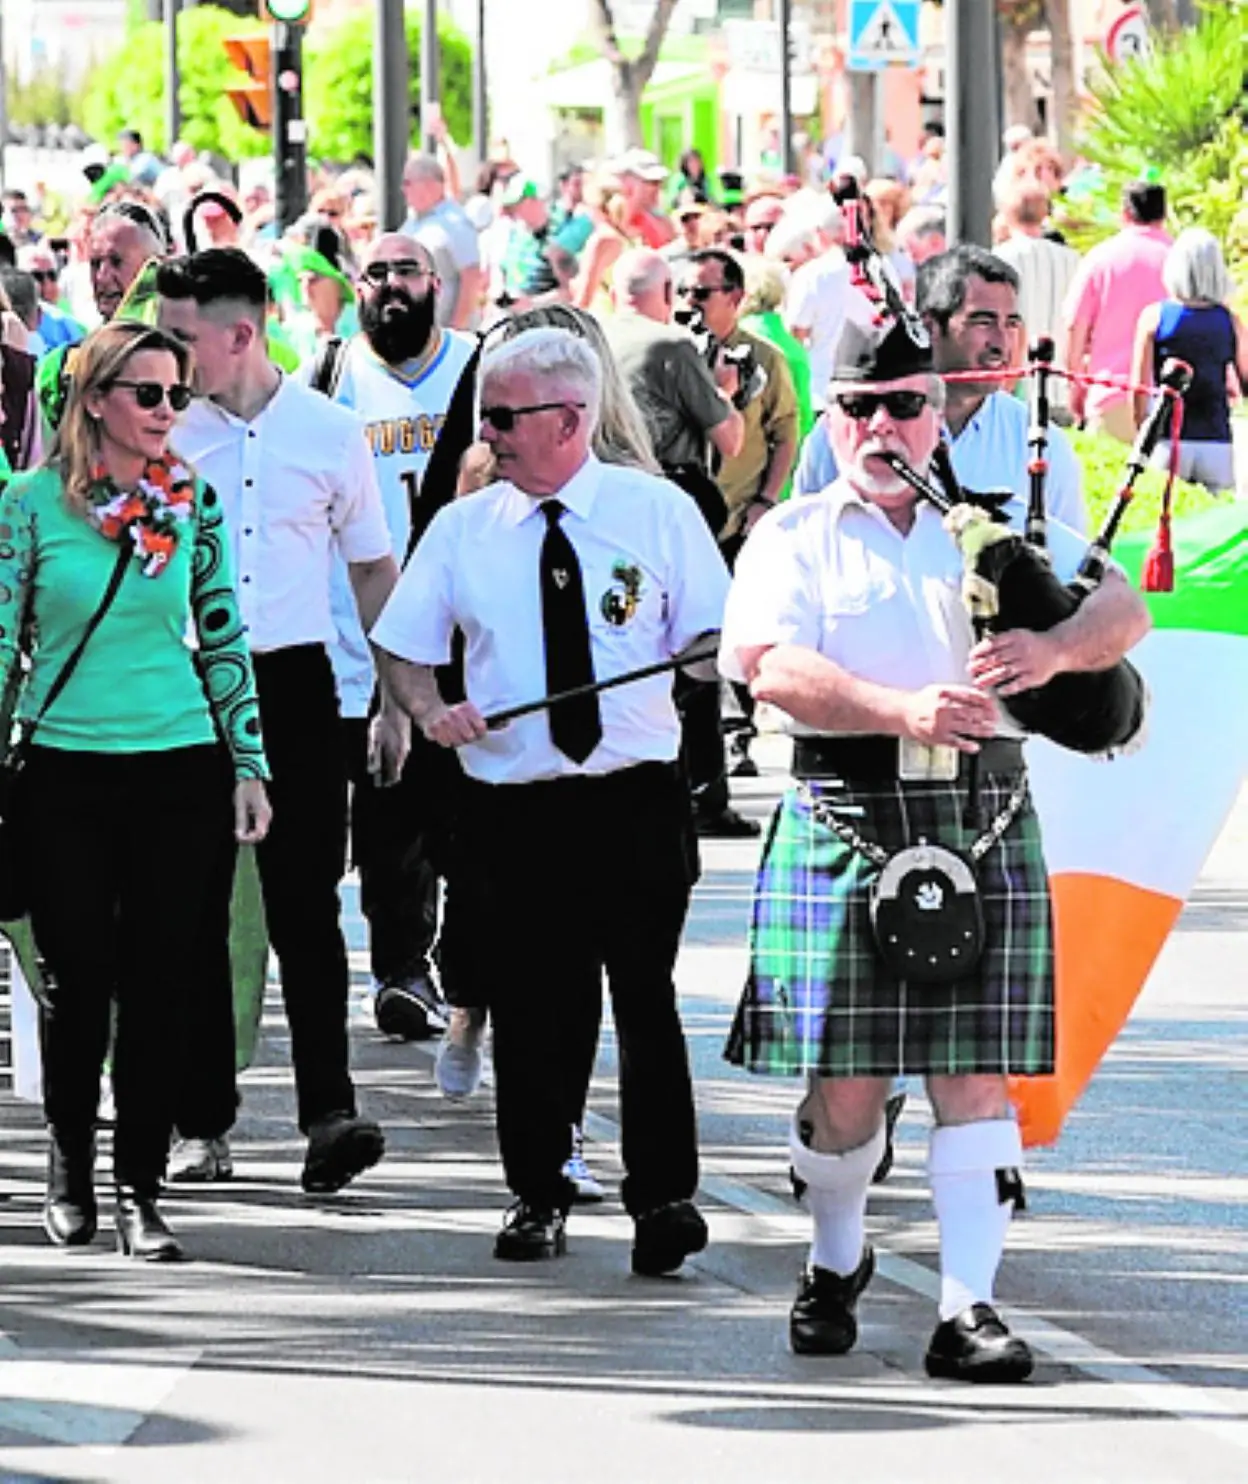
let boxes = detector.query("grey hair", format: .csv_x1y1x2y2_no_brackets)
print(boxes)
615,247,670,302
1162,228,1232,306
483,326,604,437
742,257,787,316
896,206,946,247
403,153,444,185
764,215,818,263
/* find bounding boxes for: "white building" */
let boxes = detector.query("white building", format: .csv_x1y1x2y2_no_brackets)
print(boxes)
3,0,127,86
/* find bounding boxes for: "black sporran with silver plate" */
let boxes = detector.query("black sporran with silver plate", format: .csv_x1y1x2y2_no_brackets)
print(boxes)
801,775,1028,989
869,841,985,984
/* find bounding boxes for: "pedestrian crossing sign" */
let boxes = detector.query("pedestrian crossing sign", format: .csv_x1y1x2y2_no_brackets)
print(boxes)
848,0,921,71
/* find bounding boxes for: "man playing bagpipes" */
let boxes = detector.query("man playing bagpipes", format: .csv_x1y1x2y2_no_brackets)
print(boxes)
718,310,1151,1383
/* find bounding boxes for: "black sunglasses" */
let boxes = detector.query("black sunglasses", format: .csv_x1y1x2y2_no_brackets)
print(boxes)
30,269,58,284
835,390,929,422
110,379,193,412
480,401,586,432
362,259,431,285
681,283,728,302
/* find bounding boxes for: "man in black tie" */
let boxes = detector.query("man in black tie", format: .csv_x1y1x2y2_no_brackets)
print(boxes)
373,327,729,1272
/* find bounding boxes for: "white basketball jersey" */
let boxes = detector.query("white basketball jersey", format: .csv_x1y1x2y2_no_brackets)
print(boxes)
315,329,476,717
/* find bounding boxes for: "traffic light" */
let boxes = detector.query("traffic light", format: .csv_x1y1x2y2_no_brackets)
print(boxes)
223,34,272,131
262,0,313,22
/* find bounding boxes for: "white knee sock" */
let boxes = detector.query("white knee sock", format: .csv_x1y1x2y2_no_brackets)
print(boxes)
789,1117,886,1277
928,1119,1024,1321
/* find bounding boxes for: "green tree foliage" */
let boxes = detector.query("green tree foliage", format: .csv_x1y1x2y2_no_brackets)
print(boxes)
304,11,472,163
5,64,81,129
1067,1,1248,283
81,5,270,159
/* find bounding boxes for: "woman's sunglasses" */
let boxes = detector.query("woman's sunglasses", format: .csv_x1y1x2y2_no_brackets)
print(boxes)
109,379,193,412
835,390,929,422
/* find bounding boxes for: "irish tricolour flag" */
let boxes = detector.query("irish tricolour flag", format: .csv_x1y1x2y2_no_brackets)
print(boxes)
1012,502,1248,1145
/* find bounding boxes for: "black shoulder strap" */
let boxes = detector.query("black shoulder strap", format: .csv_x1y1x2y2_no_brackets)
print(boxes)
403,335,484,564
311,336,347,398
22,541,130,743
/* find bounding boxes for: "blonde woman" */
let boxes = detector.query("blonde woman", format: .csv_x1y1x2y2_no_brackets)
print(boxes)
0,322,271,1261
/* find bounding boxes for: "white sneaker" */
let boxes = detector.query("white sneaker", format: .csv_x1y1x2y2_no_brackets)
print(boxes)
434,1009,485,1101
170,1136,234,1183
562,1124,605,1204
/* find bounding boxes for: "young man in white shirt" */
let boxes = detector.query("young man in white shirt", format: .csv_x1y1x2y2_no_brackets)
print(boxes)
157,249,402,1194
374,327,728,1274
302,233,476,1045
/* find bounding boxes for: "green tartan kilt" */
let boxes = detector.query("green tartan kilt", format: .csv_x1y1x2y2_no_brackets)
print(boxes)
724,773,1055,1078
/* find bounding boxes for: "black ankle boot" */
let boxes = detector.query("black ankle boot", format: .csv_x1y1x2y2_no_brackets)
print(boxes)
115,1186,183,1262
44,1136,98,1247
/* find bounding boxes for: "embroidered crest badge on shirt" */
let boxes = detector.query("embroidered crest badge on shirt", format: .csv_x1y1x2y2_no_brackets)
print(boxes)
600,561,644,627
552,569,570,589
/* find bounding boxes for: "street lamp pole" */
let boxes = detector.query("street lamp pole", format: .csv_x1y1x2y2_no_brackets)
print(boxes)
473,0,487,168
375,0,409,229
778,0,795,174
420,0,440,157
164,0,181,152
947,0,1001,245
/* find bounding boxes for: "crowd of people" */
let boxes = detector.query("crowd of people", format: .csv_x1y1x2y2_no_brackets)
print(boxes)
0,114,1238,1385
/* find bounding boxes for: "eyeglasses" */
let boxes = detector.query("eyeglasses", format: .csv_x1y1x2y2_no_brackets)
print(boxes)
835,390,929,422
109,380,193,412
681,284,728,302
361,259,432,285
479,401,586,432
30,269,58,284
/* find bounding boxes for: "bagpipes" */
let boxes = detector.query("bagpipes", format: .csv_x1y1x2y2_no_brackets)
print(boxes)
833,179,1190,758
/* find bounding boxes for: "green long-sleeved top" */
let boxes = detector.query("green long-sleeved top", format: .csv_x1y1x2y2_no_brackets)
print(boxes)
0,465,268,779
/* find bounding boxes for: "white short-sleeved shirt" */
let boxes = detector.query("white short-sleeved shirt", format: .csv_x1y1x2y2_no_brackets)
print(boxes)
297,330,477,718
785,249,875,409
175,375,392,654
718,475,1091,737
951,392,1086,535
373,455,730,784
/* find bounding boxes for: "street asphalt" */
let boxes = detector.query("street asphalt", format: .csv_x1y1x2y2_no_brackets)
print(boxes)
0,738,1245,1483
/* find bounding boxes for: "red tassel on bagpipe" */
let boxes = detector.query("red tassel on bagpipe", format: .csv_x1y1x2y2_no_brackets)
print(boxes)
1141,395,1183,594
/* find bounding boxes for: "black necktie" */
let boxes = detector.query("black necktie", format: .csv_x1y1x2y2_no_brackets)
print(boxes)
539,499,602,763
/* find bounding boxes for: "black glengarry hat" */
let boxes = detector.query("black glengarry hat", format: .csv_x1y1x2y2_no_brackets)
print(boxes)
834,312,933,383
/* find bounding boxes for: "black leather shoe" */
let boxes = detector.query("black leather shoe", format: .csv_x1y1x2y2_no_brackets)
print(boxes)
115,1187,183,1262
301,1112,385,1194
924,1302,1034,1383
375,975,447,1042
494,1201,567,1261
631,1199,708,1276
790,1247,875,1355
44,1139,98,1248
694,806,761,839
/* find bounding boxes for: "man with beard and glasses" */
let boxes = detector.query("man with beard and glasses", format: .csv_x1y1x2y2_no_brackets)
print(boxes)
302,233,477,1042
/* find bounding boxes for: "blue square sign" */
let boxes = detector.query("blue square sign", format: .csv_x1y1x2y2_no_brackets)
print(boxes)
849,0,921,72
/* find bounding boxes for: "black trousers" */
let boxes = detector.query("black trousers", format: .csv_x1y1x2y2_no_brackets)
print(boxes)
459,762,701,1216
178,645,356,1136
26,744,236,1190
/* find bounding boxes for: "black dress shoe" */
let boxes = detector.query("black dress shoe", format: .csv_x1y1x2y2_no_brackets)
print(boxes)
631,1199,708,1276
44,1139,98,1248
115,1187,183,1262
694,806,761,839
375,975,448,1042
302,1112,385,1193
790,1247,875,1355
494,1201,567,1261
924,1302,1034,1383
